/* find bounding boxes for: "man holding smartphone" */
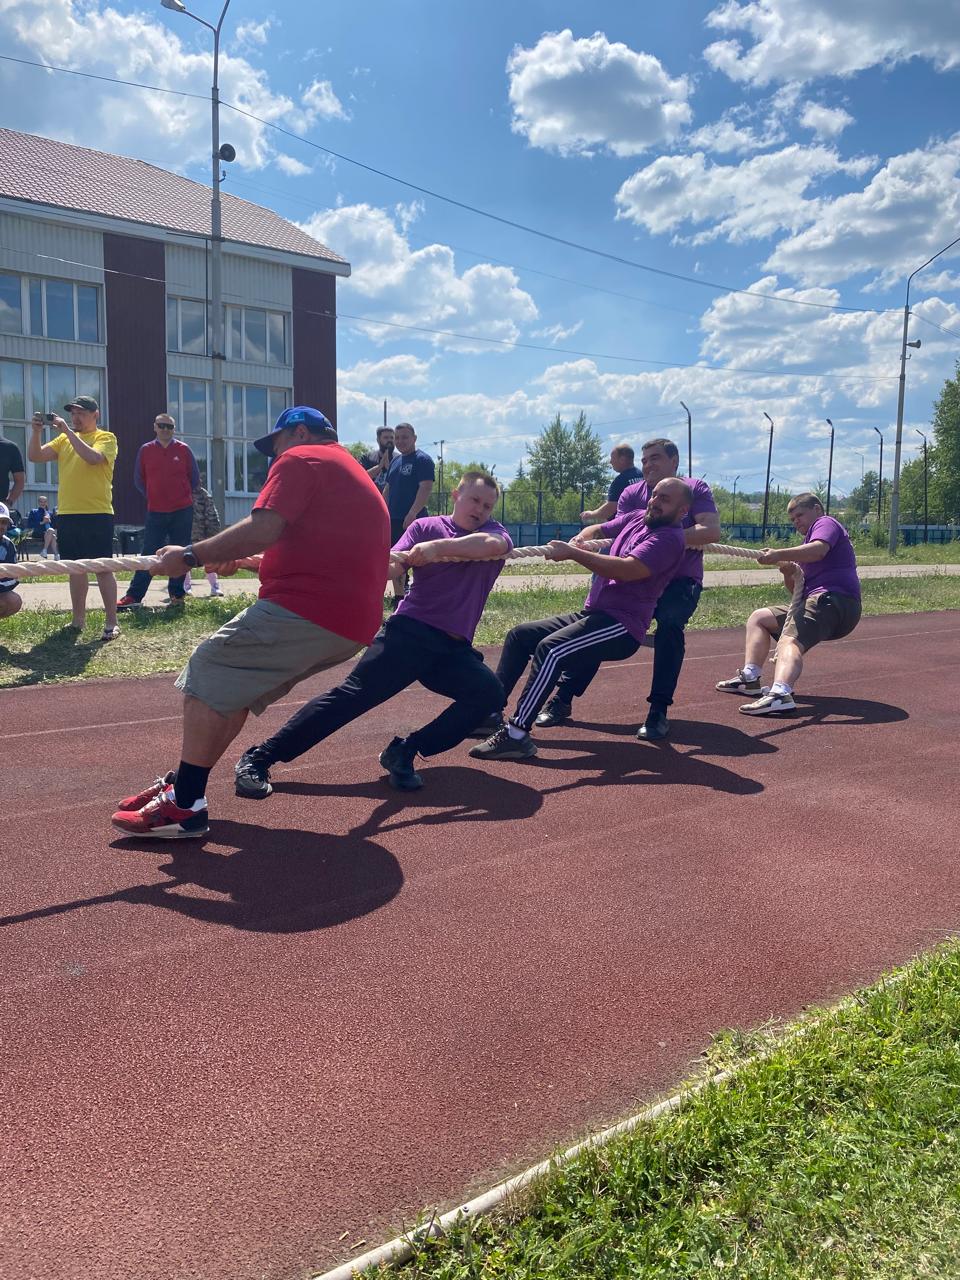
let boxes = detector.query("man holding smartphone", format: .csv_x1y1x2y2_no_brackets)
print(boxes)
28,396,120,640
362,426,395,491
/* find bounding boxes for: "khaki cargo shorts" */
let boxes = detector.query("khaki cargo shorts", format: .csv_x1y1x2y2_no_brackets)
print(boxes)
175,598,361,716
768,590,862,653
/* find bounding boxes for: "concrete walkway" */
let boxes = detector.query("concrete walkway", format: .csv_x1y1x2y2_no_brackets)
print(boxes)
10,559,960,611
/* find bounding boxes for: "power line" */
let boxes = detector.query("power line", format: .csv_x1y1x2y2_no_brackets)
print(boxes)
911,313,960,343
1,242,897,382
0,52,888,317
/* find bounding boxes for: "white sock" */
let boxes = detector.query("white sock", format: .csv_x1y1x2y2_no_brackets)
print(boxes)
742,664,762,681
771,681,793,696
507,723,528,740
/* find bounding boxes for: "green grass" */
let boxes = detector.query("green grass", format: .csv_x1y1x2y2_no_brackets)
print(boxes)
3,576,959,687
366,941,960,1280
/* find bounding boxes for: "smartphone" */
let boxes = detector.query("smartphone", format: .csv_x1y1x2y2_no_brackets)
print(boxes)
44,412,57,423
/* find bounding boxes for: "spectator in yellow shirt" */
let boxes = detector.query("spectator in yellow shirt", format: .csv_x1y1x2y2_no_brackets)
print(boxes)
28,396,121,640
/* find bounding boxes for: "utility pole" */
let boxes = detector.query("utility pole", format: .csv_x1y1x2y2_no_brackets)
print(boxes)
432,439,445,514
680,400,692,476
761,412,774,540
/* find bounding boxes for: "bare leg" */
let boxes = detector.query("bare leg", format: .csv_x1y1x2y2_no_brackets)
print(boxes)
771,636,805,688
69,573,89,628
181,694,249,768
44,530,57,555
96,571,118,629
744,607,780,668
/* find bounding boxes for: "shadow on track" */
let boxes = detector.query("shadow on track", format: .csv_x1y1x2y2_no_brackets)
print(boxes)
752,694,909,742
572,718,778,759
2,826,403,935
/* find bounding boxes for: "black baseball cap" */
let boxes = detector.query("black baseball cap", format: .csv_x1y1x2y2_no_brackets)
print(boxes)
64,395,100,412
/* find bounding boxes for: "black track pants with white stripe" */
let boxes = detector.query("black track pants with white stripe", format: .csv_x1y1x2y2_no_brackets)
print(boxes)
495,610,641,732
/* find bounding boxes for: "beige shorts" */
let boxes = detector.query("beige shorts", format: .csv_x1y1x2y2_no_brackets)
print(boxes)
175,598,360,716
768,590,862,652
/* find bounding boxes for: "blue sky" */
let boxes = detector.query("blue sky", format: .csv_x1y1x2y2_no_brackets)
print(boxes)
3,0,960,494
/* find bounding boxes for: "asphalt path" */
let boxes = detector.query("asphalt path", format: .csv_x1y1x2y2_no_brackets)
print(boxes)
1,614,957,1280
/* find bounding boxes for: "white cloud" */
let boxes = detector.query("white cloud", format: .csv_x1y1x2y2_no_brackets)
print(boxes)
0,0,347,175
766,134,960,285
506,29,691,157
704,0,960,86
913,269,960,296
532,320,585,344
299,203,538,351
338,355,434,388
799,102,854,139
234,18,271,49
275,154,312,177
615,144,874,244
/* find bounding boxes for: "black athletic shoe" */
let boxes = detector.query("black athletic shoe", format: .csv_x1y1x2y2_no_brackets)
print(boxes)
379,737,424,791
469,723,538,761
636,711,669,741
465,712,504,739
534,698,572,728
234,750,273,799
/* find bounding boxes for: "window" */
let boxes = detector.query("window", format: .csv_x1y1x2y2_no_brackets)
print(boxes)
0,273,21,335
2,276,102,342
166,297,208,355
226,382,290,493
224,305,288,365
0,360,104,485
167,377,289,494
168,376,210,486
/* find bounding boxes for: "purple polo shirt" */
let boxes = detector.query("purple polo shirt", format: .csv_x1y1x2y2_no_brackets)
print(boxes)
800,515,861,601
392,515,512,642
610,476,717,584
584,514,686,642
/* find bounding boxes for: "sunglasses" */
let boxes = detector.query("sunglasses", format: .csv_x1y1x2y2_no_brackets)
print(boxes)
155,423,175,430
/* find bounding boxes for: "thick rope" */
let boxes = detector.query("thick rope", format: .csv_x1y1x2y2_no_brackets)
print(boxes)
4,539,801,577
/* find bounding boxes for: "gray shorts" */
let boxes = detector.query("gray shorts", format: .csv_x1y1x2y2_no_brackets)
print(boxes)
768,591,862,652
175,598,361,716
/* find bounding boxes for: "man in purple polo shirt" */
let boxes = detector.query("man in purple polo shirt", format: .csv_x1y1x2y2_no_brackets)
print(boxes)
716,492,861,715
232,471,510,794
541,436,720,741
470,477,690,762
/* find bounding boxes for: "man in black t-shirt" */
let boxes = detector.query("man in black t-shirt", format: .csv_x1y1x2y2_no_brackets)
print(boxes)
581,444,642,525
362,426,396,491
382,423,435,605
0,434,25,511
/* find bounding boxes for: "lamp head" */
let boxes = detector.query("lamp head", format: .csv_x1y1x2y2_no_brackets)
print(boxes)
907,339,921,349
161,0,187,10
825,418,833,427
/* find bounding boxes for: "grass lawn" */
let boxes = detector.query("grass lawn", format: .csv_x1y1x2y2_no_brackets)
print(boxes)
2,577,959,687
367,941,960,1280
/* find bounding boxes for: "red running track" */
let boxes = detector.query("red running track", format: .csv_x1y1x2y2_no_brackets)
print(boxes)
1,614,958,1280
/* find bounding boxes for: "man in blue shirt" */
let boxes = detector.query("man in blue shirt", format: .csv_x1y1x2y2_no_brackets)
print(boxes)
580,444,643,525
381,422,435,606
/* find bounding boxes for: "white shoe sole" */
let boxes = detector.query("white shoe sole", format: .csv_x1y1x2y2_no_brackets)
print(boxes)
739,701,796,716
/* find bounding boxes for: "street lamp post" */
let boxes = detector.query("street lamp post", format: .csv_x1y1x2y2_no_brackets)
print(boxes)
161,0,235,522
680,400,692,477
432,439,445,513
873,426,884,525
888,233,960,553
731,474,740,526
760,412,774,540
916,429,928,544
825,418,835,515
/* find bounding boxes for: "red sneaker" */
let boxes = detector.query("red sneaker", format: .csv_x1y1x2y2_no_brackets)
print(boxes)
111,787,209,839
116,770,175,812
116,595,142,611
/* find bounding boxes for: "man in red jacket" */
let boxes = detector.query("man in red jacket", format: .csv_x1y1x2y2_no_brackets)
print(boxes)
118,413,200,609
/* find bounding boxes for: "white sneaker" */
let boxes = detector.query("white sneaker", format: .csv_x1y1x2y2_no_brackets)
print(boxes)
210,587,224,597
739,691,797,716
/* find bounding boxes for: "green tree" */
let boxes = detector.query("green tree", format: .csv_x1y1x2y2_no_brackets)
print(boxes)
505,463,537,522
526,412,608,498
930,358,960,521
346,441,371,462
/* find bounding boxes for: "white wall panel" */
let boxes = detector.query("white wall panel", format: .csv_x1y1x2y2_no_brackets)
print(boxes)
0,211,103,284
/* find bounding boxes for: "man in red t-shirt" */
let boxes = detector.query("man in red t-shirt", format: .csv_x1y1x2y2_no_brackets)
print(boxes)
111,406,390,839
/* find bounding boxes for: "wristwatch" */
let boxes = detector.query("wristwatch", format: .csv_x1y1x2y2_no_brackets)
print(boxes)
182,544,199,568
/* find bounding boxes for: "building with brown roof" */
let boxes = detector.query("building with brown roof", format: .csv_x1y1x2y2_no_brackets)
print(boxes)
0,127,350,526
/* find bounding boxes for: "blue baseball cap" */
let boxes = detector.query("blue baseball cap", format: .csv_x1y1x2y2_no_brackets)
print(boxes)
254,405,336,455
